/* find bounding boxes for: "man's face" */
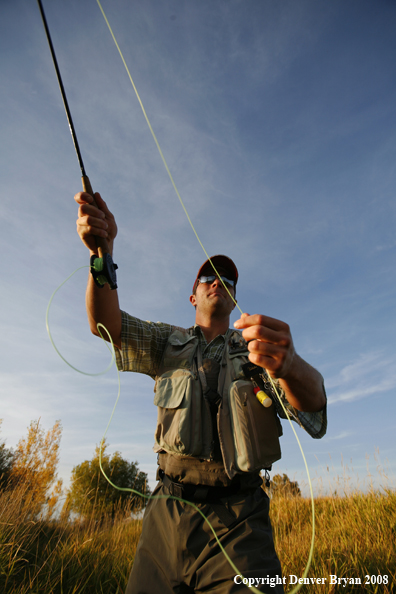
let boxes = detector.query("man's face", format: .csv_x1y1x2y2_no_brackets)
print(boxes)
189,268,236,316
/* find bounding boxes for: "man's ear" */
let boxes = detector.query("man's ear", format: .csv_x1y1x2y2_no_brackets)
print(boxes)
189,294,197,307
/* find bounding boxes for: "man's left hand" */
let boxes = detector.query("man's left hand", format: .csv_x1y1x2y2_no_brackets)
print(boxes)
234,312,295,379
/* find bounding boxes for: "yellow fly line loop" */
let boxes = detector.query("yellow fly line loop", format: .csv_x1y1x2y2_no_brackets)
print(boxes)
95,0,242,314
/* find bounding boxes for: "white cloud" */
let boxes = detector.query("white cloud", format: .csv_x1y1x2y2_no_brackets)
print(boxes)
325,430,355,441
327,351,396,405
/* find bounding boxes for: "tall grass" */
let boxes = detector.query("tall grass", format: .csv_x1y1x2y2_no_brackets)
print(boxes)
271,454,396,593
0,482,141,594
0,467,395,593
271,489,396,593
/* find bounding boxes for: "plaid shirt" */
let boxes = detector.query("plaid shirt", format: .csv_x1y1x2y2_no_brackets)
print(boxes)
115,311,327,439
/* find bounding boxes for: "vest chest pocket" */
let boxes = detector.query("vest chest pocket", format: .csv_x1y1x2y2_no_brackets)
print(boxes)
154,369,203,457
223,380,282,474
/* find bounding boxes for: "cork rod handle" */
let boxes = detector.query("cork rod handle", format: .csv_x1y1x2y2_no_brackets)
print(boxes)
82,175,110,258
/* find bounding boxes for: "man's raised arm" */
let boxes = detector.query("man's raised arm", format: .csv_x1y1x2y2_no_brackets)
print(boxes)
75,191,122,349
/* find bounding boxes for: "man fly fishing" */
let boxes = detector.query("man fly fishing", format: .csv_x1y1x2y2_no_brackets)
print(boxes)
75,190,327,593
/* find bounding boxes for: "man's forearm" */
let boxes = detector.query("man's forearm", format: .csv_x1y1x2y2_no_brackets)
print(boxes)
74,190,121,345
278,353,326,412
86,247,122,348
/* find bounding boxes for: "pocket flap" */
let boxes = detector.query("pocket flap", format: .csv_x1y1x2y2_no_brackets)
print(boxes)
154,371,191,408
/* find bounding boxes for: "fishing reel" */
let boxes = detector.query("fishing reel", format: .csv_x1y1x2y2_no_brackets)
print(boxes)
90,253,118,290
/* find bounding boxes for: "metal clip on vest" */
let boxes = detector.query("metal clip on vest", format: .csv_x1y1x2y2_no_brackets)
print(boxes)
242,362,272,408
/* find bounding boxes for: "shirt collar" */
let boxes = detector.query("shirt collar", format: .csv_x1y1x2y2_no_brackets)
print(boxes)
193,324,232,343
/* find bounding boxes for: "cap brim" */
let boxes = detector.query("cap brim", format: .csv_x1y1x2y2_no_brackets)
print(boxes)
193,255,238,293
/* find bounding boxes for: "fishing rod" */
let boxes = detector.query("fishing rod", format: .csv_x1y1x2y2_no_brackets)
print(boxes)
36,0,118,290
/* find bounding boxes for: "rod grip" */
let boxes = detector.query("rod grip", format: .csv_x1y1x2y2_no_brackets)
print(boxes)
82,175,109,257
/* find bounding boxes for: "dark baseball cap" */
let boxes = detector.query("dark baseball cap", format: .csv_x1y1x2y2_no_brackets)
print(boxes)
192,255,238,293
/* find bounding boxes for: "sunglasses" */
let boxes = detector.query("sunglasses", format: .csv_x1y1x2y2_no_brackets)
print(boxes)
198,275,235,289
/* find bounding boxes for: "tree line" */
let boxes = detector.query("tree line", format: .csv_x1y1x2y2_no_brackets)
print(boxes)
0,419,301,522
0,419,150,520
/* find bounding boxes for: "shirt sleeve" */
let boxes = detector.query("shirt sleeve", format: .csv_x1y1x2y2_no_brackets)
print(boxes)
114,311,174,379
269,377,327,439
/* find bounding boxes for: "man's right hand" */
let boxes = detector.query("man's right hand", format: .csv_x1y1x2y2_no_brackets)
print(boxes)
75,191,118,255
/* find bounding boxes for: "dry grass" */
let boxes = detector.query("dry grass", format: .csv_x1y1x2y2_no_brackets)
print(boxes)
0,465,395,593
269,454,396,592
0,482,142,593
271,489,396,593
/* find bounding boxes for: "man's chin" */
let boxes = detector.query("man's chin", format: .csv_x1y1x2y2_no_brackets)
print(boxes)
209,301,234,317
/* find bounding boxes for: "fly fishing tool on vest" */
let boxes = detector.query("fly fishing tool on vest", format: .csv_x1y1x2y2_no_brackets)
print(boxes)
242,361,273,408
37,0,118,290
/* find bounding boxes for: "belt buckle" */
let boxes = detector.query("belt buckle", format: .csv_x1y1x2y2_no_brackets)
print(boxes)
169,483,183,499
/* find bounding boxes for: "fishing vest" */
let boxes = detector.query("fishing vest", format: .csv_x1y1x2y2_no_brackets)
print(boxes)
153,327,283,480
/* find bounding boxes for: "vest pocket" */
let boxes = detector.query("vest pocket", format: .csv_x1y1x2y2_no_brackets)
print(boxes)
154,369,202,457
224,380,282,474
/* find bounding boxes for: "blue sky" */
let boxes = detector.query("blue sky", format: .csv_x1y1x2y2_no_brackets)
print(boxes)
1,0,395,503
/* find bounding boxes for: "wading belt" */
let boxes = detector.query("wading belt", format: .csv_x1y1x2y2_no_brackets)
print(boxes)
157,468,240,528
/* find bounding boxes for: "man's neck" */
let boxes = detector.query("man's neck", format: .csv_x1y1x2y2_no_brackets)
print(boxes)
195,314,230,344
